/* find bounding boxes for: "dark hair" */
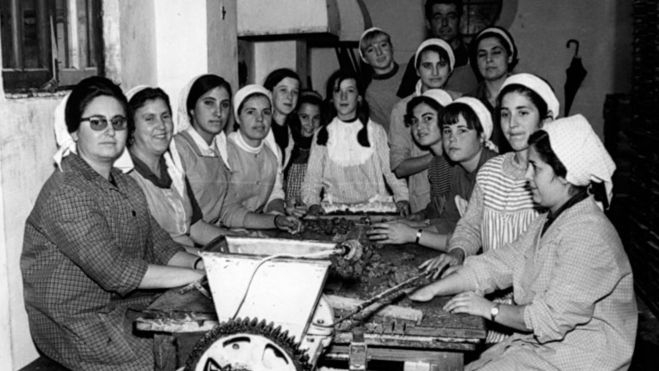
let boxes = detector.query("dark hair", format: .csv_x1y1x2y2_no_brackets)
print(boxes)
65,76,128,133
317,69,370,147
528,130,608,208
289,91,326,141
263,68,301,92
425,0,463,21
234,92,271,131
415,45,451,70
186,74,232,124
404,95,444,127
471,27,519,74
441,102,484,134
127,87,172,145
497,83,550,120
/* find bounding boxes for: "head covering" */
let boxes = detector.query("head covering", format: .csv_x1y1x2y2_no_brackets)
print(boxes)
52,93,133,172
358,27,387,63
450,96,497,152
414,38,455,72
175,76,199,135
475,26,516,59
542,114,616,207
500,73,560,119
422,88,453,107
233,84,273,125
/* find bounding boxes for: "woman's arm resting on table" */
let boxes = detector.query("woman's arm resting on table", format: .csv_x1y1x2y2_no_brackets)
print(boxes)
408,268,475,302
393,153,433,177
138,264,205,289
189,220,236,246
443,291,531,332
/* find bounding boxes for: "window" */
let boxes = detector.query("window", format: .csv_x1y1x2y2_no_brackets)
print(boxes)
1,0,103,92
460,0,503,38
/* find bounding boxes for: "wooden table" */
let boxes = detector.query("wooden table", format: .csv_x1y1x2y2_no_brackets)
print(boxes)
135,226,486,371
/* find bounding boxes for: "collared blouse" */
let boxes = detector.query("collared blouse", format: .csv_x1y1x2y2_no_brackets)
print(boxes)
21,154,183,371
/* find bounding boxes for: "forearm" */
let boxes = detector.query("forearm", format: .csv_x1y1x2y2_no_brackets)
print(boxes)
393,154,433,177
241,213,277,230
189,220,232,245
417,229,450,252
419,269,475,298
493,304,532,332
138,264,204,289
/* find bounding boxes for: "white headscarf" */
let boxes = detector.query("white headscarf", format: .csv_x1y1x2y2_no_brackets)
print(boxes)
358,27,387,63
231,84,281,162
414,38,456,72
475,27,516,59
499,73,560,119
422,88,453,108
52,93,133,172
542,114,616,208
125,85,186,197
175,75,230,167
450,96,497,152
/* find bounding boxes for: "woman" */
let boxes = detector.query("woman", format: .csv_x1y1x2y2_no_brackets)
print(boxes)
285,90,324,207
172,74,233,225
390,38,461,214
302,69,409,215
127,86,234,248
21,76,204,371
467,26,518,152
221,84,301,232
369,96,498,250
410,114,636,371
263,68,300,168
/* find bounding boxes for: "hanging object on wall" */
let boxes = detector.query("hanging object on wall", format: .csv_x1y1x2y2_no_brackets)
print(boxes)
564,39,588,116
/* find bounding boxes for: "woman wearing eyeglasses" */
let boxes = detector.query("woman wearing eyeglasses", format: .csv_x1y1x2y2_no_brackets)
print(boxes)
21,76,205,371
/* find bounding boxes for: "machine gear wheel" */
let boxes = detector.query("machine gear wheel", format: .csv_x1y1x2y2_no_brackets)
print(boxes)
184,317,312,371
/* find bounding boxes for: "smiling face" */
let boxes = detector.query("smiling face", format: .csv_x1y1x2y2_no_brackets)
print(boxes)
427,3,460,43
297,102,321,137
332,78,360,121
190,86,231,144
410,102,442,147
477,36,511,81
499,91,543,151
362,34,394,73
417,49,451,90
272,77,300,117
131,98,173,158
238,94,272,146
442,113,482,164
73,95,127,166
526,145,570,212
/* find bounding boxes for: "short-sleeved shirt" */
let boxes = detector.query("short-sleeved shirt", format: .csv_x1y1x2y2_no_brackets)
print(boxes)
21,154,183,371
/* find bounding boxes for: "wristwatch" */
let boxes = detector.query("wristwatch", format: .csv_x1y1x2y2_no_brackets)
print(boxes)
490,303,500,322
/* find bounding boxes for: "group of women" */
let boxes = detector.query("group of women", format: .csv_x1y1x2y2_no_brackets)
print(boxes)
20,22,636,371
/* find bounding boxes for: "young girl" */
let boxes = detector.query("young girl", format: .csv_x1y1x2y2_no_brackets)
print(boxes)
172,74,233,225
285,90,324,207
467,26,518,152
302,69,409,215
390,38,462,214
369,95,498,249
221,84,300,232
263,68,300,167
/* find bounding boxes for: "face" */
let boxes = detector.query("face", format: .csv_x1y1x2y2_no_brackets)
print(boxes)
238,95,272,144
131,98,173,157
297,102,321,137
477,36,511,81
191,86,231,141
410,102,442,147
417,50,451,90
442,114,482,164
526,145,569,211
499,92,543,151
272,77,300,116
332,78,360,121
428,3,460,42
362,34,394,71
73,95,127,165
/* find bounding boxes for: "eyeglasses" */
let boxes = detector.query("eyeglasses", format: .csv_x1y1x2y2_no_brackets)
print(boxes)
80,115,128,131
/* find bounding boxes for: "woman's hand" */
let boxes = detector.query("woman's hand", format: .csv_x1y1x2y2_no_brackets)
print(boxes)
306,204,324,216
396,200,411,217
366,222,415,245
443,291,492,319
419,249,465,279
286,204,308,218
408,284,440,302
274,215,302,234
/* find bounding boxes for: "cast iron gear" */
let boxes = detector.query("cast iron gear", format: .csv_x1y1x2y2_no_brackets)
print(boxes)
184,317,312,371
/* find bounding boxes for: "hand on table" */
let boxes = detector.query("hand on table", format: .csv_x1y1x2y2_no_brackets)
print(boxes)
396,200,411,217
274,215,302,234
286,204,308,218
443,291,492,319
366,222,415,245
419,249,465,279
